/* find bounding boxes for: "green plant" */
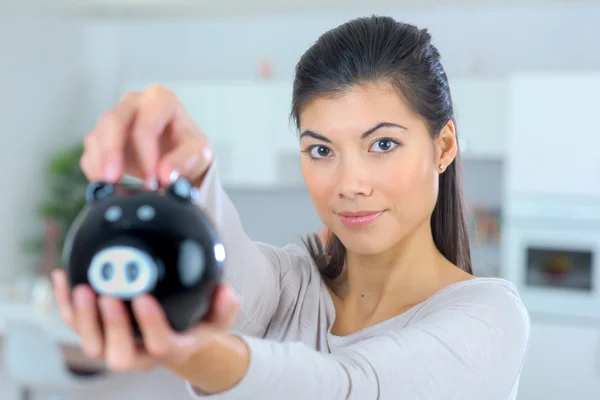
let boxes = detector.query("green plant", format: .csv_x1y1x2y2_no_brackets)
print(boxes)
24,143,89,269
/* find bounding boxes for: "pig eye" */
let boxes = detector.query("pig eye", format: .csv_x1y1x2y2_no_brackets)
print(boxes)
136,205,155,221
104,206,122,222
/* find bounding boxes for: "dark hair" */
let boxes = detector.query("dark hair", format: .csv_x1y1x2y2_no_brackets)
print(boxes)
292,15,472,279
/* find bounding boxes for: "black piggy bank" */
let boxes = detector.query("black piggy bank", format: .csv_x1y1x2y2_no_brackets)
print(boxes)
62,177,225,335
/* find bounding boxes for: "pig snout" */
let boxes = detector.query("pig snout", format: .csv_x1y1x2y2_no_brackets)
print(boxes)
87,246,159,299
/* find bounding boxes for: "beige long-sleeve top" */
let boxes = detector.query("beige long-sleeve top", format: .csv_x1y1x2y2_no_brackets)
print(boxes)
185,162,531,400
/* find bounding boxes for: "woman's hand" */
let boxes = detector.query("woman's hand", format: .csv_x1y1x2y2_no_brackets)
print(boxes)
80,84,213,188
54,84,241,372
52,269,240,372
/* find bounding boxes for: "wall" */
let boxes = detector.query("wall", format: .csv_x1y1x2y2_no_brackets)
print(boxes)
0,12,87,281
115,4,600,84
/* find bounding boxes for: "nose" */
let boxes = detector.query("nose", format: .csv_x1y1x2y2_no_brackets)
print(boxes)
336,158,372,199
87,246,160,299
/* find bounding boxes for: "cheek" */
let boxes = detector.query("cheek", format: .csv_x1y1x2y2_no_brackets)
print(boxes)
376,151,438,206
301,161,335,212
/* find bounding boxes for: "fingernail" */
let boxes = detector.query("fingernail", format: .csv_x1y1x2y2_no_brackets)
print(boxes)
132,296,151,316
73,290,87,309
104,159,120,182
227,286,241,304
74,287,94,309
50,270,59,286
62,309,73,326
169,169,180,183
81,340,96,356
99,297,119,318
144,177,158,190
183,154,200,173
202,147,213,163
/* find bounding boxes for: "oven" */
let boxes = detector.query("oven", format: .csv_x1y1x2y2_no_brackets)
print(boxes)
502,197,600,320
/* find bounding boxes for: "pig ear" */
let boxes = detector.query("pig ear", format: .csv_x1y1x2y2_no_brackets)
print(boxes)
166,177,193,202
85,181,115,204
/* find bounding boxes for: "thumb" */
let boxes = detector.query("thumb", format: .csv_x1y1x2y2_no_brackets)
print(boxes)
157,135,214,188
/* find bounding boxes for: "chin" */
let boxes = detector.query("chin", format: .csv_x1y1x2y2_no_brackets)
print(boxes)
335,229,397,256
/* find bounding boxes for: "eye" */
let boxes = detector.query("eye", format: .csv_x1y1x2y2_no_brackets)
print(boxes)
304,145,333,160
104,206,122,222
369,138,400,153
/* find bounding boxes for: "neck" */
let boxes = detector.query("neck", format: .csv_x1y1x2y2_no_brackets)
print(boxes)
336,221,449,312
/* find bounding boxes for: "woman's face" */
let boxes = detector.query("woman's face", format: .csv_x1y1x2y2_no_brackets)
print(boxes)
299,84,456,255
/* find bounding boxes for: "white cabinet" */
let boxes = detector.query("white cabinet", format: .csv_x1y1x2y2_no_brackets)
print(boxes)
266,81,301,153
164,81,278,188
506,72,600,199
517,319,600,400
450,77,507,160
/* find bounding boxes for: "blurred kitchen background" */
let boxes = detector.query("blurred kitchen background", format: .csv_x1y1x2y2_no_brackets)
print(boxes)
1,0,599,399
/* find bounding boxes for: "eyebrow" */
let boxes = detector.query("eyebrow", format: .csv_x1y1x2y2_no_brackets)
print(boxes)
299,122,408,143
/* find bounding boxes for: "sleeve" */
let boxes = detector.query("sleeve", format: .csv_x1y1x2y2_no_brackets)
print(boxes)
186,282,531,400
192,161,294,337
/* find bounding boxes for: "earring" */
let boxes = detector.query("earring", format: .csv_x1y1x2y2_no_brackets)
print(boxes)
439,164,446,170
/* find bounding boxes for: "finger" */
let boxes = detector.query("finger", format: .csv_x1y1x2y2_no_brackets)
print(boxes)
177,285,239,354
156,135,214,188
136,356,160,372
99,296,138,371
215,285,241,330
72,285,104,359
132,294,195,365
131,85,184,186
203,284,241,331
80,134,104,181
95,92,141,183
51,269,74,328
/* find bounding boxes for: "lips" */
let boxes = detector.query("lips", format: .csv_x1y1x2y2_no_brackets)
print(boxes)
337,210,384,227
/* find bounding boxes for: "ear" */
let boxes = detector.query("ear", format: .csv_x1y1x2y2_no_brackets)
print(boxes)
167,177,193,201
435,119,458,173
85,181,115,204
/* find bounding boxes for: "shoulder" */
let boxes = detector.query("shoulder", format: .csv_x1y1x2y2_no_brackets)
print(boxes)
434,276,523,300
393,278,531,396
427,277,528,314
253,242,333,340
422,277,530,326
257,241,315,263
253,241,321,277
413,277,531,355
335,278,530,399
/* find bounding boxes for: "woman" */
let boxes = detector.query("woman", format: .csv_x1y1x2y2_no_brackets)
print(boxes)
52,16,530,399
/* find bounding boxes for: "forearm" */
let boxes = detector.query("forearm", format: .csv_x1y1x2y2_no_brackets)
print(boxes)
193,161,284,336
183,335,354,400
169,333,250,394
